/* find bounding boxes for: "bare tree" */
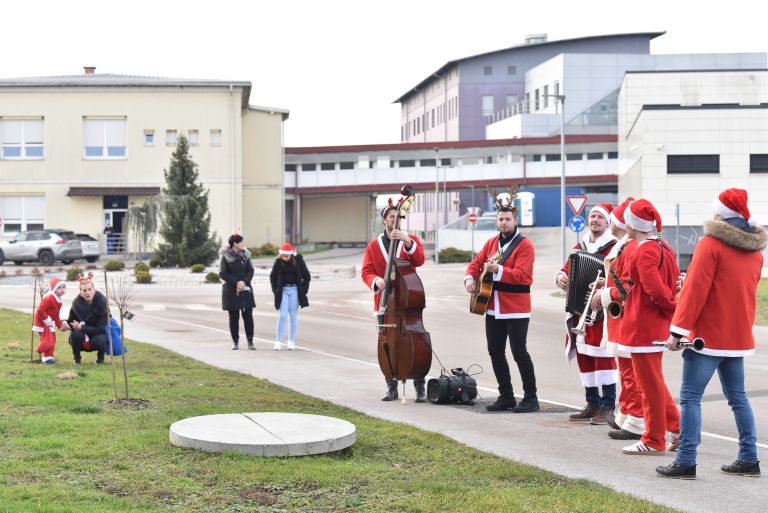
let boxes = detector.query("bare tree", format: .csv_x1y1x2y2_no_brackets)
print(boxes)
106,274,136,398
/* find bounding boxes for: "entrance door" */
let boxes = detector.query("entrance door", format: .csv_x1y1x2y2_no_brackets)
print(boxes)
103,195,128,253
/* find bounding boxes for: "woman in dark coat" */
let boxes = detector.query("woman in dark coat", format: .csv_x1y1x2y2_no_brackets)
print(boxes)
269,242,310,350
219,233,255,350
67,273,109,364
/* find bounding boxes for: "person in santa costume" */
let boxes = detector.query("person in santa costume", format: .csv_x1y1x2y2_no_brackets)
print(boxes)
657,189,766,479
464,191,539,413
589,198,645,440
33,278,71,364
616,198,680,455
361,198,428,402
270,242,311,351
67,273,109,364
556,202,618,424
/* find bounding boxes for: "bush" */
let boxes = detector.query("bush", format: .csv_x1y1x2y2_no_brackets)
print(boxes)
190,263,206,273
248,246,261,257
149,258,161,268
438,247,472,264
259,243,278,256
66,267,84,282
103,260,125,272
205,272,221,284
133,262,150,274
135,271,152,284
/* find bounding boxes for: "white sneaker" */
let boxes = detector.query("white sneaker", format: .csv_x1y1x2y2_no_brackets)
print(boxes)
273,341,282,351
622,441,665,456
287,340,295,350
667,433,680,452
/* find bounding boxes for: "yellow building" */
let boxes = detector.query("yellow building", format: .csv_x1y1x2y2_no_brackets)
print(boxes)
0,67,288,255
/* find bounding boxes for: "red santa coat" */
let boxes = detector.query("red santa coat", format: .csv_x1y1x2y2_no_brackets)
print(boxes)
361,233,425,312
33,292,65,356
600,235,638,356
464,232,534,318
617,238,679,352
670,220,766,356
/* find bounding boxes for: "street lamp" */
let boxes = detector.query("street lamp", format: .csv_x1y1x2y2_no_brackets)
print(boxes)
434,147,440,264
544,93,567,264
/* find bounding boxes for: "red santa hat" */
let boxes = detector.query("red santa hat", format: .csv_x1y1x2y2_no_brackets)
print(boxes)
712,188,755,226
589,202,613,223
49,277,66,294
279,242,296,255
625,199,662,233
610,197,635,230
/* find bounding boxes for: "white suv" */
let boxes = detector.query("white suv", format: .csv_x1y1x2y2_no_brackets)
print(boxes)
0,229,83,266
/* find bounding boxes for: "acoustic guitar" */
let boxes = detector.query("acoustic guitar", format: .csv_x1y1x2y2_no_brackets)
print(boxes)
469,249,502,315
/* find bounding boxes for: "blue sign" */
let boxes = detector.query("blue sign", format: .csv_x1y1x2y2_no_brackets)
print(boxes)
569,215,585,233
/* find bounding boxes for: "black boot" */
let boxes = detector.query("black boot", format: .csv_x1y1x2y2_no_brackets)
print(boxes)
486,395,517,411
247,339,255,350
656,463,696,480
414,379,427,403
382,379,399,401
231,340,239,350
513,395,540,413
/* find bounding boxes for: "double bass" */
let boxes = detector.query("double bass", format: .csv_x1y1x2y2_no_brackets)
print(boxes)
377,185,433,399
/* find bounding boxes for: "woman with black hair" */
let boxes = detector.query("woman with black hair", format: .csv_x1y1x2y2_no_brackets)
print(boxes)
270,242,311,350
219,233,255,350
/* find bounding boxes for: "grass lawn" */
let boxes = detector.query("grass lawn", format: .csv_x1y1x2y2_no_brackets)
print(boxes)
0,308,677,513
757,278,768,326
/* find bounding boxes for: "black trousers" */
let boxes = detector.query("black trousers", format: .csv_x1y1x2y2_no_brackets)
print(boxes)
69,330,107,361
228,308,254,342
485,315,537,399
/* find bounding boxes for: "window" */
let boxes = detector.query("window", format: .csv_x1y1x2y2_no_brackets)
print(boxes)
587,152,604,160
420,159,436,167
534,89,540,111
554,81,560,98
187,129,199,146
440,158,451,166
750,154,768,173
566,153,583,161
399,160,415,167
165,129,177,146
210,129,222,146
301,163,317,171
607,151,618,159
482,95,494,117
506,95,518,115
532,154,542,162
667,155,719,174
143,129,155,146
431,109,435,128
83,118,126,158
507,65,516,75
320,162,335,171
484,65,492,76
0,118,44,159
339,162,354,170
525,93,530,113
543,85,549,108
0,195,45,234
284,164,297,172
545,154,561,161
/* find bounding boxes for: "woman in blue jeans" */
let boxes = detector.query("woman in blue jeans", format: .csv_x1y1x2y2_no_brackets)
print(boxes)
270,242,311,350
657,188,766,480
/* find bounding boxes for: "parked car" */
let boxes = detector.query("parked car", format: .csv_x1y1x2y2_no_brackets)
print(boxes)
0,229,83,266
76,233,100,263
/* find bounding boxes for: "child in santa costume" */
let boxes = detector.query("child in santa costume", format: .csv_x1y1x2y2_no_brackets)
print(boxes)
33,278,70,364
657,189,766,479
616,199,680,455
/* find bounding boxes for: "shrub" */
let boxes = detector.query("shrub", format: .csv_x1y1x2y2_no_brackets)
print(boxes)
104,260,125,272
259,243,278,256
85,264,97,270
190,263,206,273
205,272,221,284
248,246,261,257
66,267,84,282
135,271,152,284
438,247,472,264
134,262,150,274
149,258,161,268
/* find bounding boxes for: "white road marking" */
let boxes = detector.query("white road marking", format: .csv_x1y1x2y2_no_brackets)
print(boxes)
142,303,166,311
185,304,213,311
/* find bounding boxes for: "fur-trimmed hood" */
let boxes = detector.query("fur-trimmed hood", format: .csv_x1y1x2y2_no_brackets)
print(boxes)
220,247,252,263
703,220,767,252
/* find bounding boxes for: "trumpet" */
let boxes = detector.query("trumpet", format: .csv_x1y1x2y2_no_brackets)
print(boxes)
571,270,602,337
652,337,705,351
676,272,686,294
607,300,623,319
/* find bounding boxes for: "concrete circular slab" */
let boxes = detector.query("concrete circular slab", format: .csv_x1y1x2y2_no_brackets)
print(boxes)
169,412,356,457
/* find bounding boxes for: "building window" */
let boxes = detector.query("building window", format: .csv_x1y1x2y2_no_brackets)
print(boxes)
165,129,177,146
545,154,561,162
187,129,199,146
607,152,618,159
301,163,317,171
532,154,542,162
534,89,540,111
508,65,516,75
0,118,44,159
440,158,451,166
525,93,530,113
506,95,518,115
566,153,583,161
484,65,493,75
399,160,415,168
284,164,297,172
143,129,155,146
420,159,436,167
667,155,719,174
210,129,222,146
339,162,354,170
0,195,45,234
543,85,549,108
83,118,126,158
482,95,494,117
554,81,560,97
320,162,335,171
750,154,768,173
431,109,435,128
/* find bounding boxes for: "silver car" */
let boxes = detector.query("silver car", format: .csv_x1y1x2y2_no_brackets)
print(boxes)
75,233,100,263
0,229,83,266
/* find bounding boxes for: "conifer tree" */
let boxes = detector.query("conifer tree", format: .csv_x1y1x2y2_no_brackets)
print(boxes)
155,135,219,266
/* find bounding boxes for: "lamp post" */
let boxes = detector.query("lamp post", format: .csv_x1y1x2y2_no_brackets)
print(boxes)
544,93,567,264
434,147,440,264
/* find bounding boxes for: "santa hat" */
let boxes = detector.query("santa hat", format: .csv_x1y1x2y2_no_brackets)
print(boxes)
279,242,296,255
610,197,635,230
49,278,66,294
625,199,662,233
589,202,613,223
712,188,756,226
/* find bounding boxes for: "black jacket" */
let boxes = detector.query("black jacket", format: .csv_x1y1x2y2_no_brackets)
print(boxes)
219,250,256,311
67,291,109,337
270,254,311,310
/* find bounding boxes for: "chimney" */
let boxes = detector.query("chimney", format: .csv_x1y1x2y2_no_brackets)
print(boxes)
83,66,96,74
524,34,547,45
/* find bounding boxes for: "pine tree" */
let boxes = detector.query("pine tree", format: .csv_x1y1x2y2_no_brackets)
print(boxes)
155,135,219,266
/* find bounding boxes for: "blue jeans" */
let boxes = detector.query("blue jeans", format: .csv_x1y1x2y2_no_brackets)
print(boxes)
276,286,299,342
585,384,616,409
676,349,758,466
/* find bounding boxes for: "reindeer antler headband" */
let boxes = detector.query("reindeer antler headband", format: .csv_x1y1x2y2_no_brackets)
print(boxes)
78,272,94,286
487,184,520,211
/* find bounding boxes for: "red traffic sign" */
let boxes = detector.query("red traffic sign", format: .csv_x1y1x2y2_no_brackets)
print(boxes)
566,195,588,216
468,213,478,224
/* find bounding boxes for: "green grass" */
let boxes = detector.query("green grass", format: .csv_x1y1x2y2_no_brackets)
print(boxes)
757,278,768,326
0,308,677,513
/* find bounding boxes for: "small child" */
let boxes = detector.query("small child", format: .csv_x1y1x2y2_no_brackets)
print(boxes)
33,278,70,364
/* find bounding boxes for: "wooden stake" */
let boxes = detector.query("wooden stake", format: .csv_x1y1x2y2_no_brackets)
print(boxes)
29,274,38,362
103,270,118,401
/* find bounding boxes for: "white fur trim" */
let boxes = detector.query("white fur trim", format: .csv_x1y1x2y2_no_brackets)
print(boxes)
600,287,613,308
579,369,619,387
369,277,380,292
697,348,755,357
576,341,615,358
605,341,632,358
50,280,66,295
278,249,294,255
581,230,616,253
621,415,646,435
624,208,654,232
669,324,690,337
610,212,625,230
590,206,611,223
32,326,44,333
404,238,418,255
712,197,742,219
493,266,504,281
613,342,664,353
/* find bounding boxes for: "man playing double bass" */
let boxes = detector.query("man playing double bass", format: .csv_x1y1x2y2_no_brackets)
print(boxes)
464,191,539,413
361,200,427,402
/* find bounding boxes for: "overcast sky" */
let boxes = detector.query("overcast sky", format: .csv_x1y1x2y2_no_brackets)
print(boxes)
3,0,766,147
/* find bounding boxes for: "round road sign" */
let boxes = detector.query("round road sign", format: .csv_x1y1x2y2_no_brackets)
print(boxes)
468,213,478,224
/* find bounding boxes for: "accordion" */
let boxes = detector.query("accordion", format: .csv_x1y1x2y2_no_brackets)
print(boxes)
565,250,605,322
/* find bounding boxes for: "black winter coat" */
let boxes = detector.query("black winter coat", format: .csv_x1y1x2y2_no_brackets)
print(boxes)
67,291,109,337
270,254,311,310
219,250,256,311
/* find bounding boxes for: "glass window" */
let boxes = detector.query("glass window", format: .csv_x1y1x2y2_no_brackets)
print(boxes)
566,153,582,161
301,163,317,171
0,118,44,159
284,164,297,172
83,118,126,159
749,154,768,173
320,162,335,170
507,65,516,75
143,129,155,145
545,154,561,162
543,85,549,108
210,129,222,146
534,89,540,111
420,159,436,167
0,195,45,234
399,160,415,168
482,95,494,117
587,152,604,160
165,129,177,146
607,151,618,159
187,129,199,146
484,65,492,76
525,93,530,113
667,155,718,174
506,95,518,115
339,162,354,170
532,154,542,162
